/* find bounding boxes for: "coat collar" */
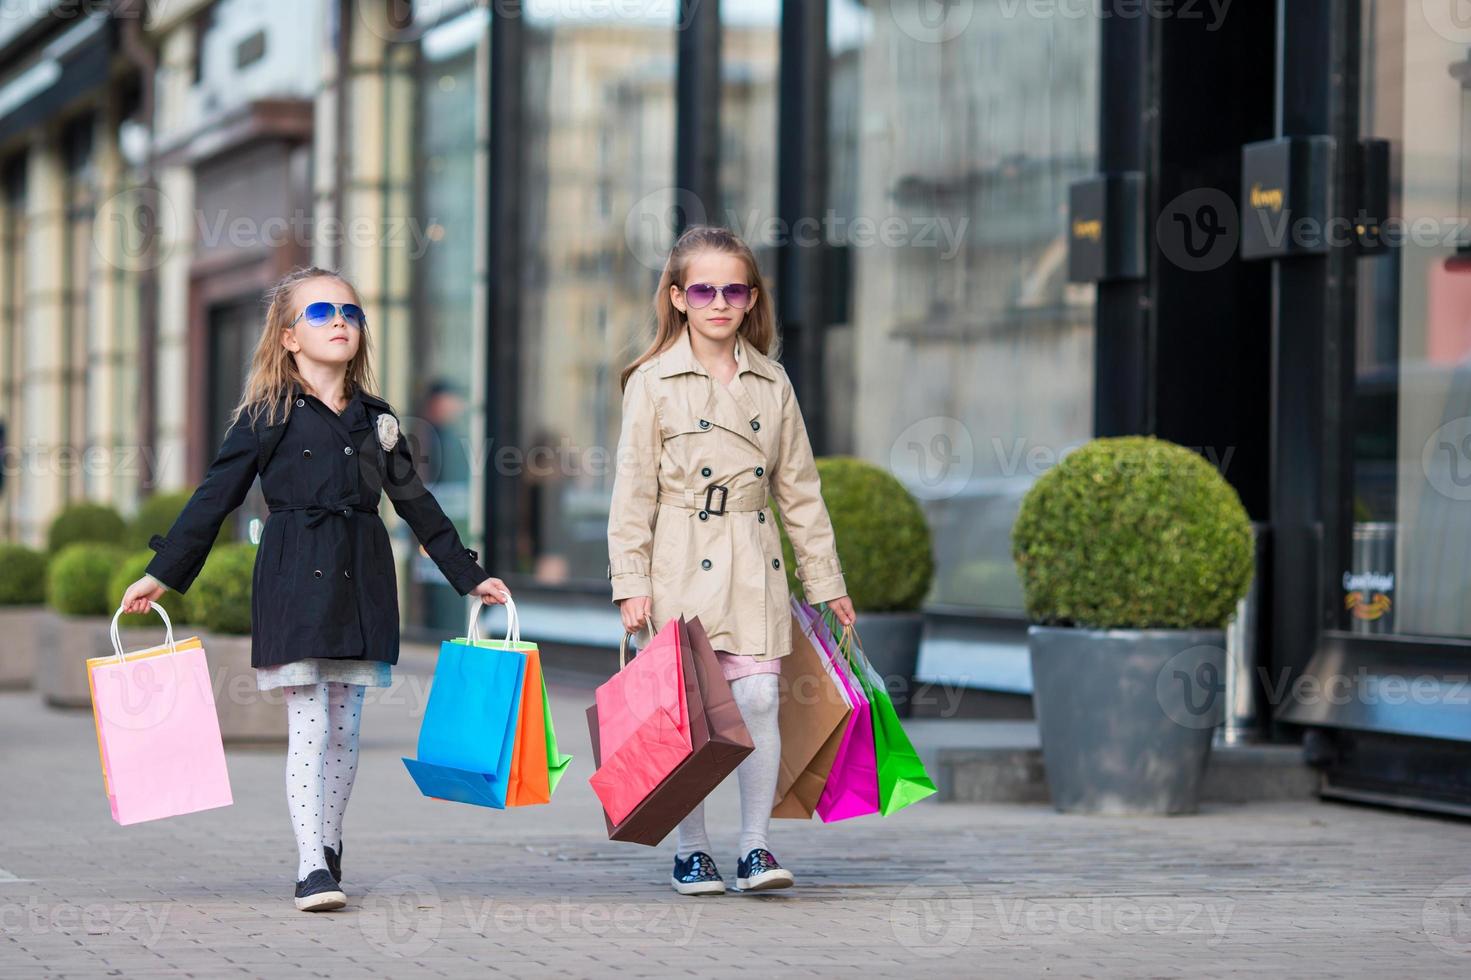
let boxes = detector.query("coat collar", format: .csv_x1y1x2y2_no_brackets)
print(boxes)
286,382,385,433
655,326,780,383
285,381,391,413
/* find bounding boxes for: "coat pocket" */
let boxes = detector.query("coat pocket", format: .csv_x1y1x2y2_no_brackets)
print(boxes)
275,516,295,573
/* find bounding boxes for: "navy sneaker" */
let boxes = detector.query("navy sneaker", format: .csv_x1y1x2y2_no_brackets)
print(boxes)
671,851,726,896
324,842,342,885
294,868,347,912
735,848,794,892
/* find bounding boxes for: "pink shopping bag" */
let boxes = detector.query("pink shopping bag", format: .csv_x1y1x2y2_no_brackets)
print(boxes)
588,618,692,821
88,603,233,825
797,599,880,822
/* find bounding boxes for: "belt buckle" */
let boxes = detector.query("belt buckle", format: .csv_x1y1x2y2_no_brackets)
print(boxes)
704,484,728,516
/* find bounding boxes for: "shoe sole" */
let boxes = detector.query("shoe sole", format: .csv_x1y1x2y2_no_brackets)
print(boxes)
736,869,794,893
670,877,727,896
295,890,347,912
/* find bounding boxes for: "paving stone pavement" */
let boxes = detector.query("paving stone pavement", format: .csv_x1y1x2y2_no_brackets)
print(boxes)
3,642,1471,978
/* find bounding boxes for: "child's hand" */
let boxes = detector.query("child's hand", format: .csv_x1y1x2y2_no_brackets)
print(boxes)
618,595,652,634
472,577,511,605
827,595,857,628
121,575,166,616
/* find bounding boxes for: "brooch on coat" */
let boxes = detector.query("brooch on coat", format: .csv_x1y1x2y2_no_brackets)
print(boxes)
377,413,401,452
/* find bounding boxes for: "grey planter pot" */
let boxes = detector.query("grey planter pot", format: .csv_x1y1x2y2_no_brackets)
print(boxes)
0,605,46,689
37,613,113,708
855,611,924,717
1028,625,1226,815
199,631,286,745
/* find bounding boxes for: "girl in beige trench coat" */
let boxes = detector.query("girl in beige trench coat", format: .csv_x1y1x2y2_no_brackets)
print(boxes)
608,225,857,896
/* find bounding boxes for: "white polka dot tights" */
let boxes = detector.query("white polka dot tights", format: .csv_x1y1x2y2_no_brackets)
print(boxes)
283,682,364,881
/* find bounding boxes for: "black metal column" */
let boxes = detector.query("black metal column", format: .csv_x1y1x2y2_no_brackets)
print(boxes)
1268,0,1360,717
776,0,828,446
675,0,720,230
1092,11,1154,437
485,4,524,574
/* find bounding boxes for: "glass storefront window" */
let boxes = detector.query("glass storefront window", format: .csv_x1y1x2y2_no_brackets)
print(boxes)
516,6,677,586
408,7,487,629
826,2,1098,612
62,115,95,505
1,157,23,541
1355,0,1471,638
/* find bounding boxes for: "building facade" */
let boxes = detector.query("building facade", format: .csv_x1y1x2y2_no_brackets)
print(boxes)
2,2,1460,810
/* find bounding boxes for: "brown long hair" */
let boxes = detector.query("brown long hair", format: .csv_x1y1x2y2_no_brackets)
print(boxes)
620,225,777,390
231,266,378,427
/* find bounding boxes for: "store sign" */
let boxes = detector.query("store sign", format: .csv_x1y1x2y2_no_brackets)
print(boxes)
1067,173,1145,283
1240,136,1335,260
1343,570,1394,624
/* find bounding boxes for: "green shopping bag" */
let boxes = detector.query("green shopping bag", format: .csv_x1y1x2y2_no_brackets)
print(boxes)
834,620,937,815
542,679,572,794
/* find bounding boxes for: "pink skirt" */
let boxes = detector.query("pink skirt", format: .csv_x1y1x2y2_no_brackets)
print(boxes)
714,649,782,682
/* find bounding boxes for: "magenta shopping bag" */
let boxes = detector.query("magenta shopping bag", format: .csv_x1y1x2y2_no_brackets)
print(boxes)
88,604,233,825
795,599,879,822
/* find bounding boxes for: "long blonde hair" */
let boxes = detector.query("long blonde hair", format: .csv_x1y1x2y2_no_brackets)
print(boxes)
232,266,378,427
621,225,777,390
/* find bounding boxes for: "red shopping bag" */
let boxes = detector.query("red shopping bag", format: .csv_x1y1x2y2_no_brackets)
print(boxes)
587,618,692,821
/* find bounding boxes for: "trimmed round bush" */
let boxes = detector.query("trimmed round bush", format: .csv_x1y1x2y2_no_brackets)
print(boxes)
127,489,224,551
776,456,934,613
1011,436,1254,630
190,543,257,635
0,544,48,605
47,502,127,554
109,550,192,629
47,543,128,617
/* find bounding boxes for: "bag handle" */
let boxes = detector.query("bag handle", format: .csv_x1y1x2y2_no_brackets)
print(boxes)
466,593,519,644
619,621,655,670
109,601,176,664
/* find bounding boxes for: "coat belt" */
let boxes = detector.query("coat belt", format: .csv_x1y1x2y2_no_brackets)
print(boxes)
272,498,379,528
658,487,768,513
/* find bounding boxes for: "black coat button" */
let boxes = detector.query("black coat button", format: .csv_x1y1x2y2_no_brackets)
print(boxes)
303,449,312,459
296,398,305,407
698,511,708,521
313,569,323,578
701,559,712,570
755,466,764,476
701,467,711,477
699,419,711,429
344,446,354,456
751,421,760,431
772,558,780,569
344,570,352,579
758,512,766,523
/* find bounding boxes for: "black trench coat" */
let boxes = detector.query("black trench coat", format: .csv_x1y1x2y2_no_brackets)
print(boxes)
145,385,489,668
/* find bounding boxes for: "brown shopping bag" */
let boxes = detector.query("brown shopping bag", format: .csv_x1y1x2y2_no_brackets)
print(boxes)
587,616,754,846
771,610,854,819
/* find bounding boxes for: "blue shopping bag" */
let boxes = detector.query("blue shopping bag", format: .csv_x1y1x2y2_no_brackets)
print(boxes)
402,600,527,809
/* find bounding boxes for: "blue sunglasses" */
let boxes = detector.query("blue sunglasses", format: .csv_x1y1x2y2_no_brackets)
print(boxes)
292,301,368,330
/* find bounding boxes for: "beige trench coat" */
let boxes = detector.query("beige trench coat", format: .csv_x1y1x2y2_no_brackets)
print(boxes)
607,327,847,661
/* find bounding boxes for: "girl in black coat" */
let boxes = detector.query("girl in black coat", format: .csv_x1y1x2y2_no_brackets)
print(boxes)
121,266,509,912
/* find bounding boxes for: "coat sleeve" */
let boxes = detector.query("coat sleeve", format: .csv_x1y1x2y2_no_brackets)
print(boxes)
382,417,490,596
144,418,259,594
770,376,848,605
606,368,663,602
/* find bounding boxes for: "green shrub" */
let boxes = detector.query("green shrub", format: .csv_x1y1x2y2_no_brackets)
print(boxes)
108,550,193,629
190,543,257,635
775,456,934,613
127,489,226,551
1011,436,1254,630
47,543,128,616
0,544,48,605
47,502,127,554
